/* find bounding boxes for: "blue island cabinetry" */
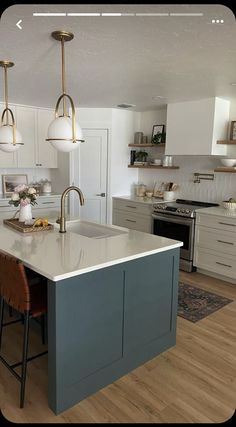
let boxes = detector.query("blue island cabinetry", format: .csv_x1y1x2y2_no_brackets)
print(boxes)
48,248,180,414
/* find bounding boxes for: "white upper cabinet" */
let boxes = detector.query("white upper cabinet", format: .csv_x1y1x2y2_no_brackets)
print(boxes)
165,97,230,155
0,103,18,168
16,106,36,168
0,104,57,169
37,109,57,168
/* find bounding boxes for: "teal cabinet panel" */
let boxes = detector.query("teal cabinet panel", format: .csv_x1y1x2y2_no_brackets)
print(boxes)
124,252,175,354
48,267,124,389
48,248,180,414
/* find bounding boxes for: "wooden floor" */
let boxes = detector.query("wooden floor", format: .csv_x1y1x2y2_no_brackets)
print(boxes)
0,271,235,423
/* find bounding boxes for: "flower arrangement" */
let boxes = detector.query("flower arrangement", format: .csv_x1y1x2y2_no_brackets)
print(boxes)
8,184,37,208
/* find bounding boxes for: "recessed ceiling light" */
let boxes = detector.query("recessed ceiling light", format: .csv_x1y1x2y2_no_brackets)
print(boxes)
152,95,166,100
230,83,236,86
117,103,136,108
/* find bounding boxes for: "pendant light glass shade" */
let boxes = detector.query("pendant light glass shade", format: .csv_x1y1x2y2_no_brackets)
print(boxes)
0,125,22,152
0,61,23,153
47,116,83,152
46,31,84,153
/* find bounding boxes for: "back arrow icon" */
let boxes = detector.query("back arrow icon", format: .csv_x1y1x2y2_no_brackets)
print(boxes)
16,20,22,29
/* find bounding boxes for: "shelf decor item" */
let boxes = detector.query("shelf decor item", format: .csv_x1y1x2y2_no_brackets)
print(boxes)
222,198,236,210
2,174,28,196
134,132,143,144
8,183,37,222
46,31,84,152
229,121,236,140
151,124,165,144
0,61,23,152
135,150,148,162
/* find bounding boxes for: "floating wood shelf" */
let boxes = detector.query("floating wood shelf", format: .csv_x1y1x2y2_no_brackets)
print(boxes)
216,140,236,145
128,165,179,169
128,143,165,147
214,167,236,173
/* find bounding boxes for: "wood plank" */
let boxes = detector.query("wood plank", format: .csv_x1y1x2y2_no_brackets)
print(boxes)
217,140,236,144
128,143,165,147
128,165,179,169
214,167,236,173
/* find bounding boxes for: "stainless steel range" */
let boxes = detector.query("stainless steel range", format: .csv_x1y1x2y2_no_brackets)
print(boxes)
152,199,219,272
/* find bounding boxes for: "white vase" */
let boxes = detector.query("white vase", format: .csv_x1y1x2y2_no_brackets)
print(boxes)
19,204,32,222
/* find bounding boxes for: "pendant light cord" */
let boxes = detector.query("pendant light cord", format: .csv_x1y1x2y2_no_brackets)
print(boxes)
61,37,67,116
4,65,9,125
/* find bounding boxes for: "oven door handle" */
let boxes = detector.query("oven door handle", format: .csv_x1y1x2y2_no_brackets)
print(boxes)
152,213,194,225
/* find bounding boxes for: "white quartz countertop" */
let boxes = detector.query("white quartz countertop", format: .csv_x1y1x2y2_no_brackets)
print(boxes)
0,193,61,201
195,206,236,218
113,195,167,205
0,220,182,282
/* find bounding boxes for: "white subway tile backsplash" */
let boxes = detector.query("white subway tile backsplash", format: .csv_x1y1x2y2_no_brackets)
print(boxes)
138,156,236,202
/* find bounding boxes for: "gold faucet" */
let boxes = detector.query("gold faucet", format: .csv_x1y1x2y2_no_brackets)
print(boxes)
59,186,84,233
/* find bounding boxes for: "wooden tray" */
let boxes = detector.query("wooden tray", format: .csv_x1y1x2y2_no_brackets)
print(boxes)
3,218,54,233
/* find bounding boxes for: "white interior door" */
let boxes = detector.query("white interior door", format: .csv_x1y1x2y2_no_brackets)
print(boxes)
70,129,108,224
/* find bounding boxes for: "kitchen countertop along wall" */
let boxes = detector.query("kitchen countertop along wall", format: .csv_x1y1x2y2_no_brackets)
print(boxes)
195,206,236,218
112,195,167,205
0,192,61,201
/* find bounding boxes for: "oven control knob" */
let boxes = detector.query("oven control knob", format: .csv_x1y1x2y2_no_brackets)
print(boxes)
185,209,190,214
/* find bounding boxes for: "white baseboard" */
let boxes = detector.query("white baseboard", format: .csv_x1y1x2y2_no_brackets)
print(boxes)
197,268,236,285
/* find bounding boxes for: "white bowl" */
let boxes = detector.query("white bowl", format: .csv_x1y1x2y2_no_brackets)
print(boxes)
220,158,236,167
222,201,236,210
154,159,162,165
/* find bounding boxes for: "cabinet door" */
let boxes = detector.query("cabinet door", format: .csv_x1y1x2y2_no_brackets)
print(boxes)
124,252,176,354
0,103,17,168
37,109,57,168
16,106,36,168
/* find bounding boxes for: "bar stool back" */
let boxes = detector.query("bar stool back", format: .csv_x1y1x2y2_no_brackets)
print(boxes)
0,250,47,408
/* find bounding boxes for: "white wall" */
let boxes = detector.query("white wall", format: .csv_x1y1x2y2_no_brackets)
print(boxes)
136,101,236,203
139,109,167,142
108,109,139,222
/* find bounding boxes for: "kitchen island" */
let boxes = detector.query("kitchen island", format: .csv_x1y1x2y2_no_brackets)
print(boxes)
0,219,182,415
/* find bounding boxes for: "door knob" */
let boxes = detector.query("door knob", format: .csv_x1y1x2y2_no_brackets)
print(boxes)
96,192,106,197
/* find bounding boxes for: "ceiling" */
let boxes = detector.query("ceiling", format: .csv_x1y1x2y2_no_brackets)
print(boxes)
0,4,236,111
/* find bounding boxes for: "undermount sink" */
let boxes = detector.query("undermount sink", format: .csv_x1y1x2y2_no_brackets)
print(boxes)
54,219,128,239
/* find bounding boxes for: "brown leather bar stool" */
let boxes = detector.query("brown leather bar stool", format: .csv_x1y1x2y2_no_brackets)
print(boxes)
0,250,48,408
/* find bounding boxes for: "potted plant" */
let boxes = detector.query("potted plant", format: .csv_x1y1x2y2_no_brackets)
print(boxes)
135,150,148,162
152,132,166,144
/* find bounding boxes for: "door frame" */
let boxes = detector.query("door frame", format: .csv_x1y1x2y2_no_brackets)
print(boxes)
69,126,111,224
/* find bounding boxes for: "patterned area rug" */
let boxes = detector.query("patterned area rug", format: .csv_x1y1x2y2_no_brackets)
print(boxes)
178,282,233,323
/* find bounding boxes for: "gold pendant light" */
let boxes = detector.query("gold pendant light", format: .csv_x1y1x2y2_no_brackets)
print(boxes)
0,60,23,152
46,31,84,152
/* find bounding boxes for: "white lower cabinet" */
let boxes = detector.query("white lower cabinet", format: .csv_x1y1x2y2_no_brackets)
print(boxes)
112,198,152,233
194,212,236,280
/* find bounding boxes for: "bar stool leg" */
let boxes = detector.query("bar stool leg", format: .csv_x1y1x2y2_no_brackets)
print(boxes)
20,311,30,408
0,298,4,350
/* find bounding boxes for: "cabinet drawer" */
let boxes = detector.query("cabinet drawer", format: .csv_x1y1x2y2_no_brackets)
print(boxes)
194,247,236,279
196,213,236,233
0,200,15,209
113,210,152,233
36,196,61,209
113,198,152,216
195,225,236,256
